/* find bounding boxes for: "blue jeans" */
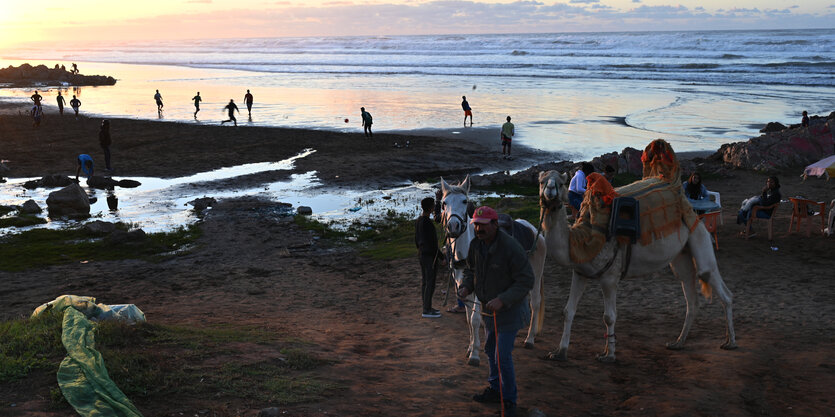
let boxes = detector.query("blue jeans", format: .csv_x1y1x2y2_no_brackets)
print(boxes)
484,323,518,404
568,191,584,211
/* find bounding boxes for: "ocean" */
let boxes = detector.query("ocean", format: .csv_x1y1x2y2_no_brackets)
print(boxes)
2,29,834,160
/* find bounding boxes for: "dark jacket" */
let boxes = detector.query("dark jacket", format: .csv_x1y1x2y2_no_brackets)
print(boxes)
415,215,440,257
99,129,111,148
462,229,534,332
758,187,781,215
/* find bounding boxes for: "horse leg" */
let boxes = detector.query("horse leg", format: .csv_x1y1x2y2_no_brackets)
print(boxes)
547,270,586,361
597,272,619,363
466,294,482,366
688,226,738,350
667,253,698,350
524,245,546,349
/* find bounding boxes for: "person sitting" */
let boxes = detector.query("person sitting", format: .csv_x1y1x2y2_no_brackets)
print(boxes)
737,176,781,232
568,162,595,214
683,172,719,214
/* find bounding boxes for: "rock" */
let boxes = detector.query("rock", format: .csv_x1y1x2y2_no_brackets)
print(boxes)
188,197,216,211
46,184,90,216
0,162,9,176
106,229,147,245
760,122,787,133
297,206,313,215
23,175,73,189
19,199,42,214
87,176,120,189
257,407,280,417
714,114,835,172
84,220,117,234
117,179,141,188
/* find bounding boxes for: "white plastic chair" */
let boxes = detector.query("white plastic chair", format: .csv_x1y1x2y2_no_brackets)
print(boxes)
706,191,723,224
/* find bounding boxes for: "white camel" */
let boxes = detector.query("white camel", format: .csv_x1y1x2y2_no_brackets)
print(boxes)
537,170,737,362
440,176,547,366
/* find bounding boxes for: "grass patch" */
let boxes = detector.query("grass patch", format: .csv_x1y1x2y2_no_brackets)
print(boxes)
0,214,48,228
0,205,16,216
0,224,201,272
475,182,540,196
0,311,65,382
295,213,424,260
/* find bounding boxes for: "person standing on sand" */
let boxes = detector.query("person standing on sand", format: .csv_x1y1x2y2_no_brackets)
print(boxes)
501,116,514,159
801,111,809,127
462,96,473,127
30,91,43,108
458,206,533,417
56,91,66,116
415,197,443,318
99,120,112,171
154,90,164,113
361,107,373,138
221,99,240,126
192,92,202,119
69,95,81,120
243,90,254,117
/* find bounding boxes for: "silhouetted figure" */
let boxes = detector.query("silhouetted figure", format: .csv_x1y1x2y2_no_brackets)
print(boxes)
221,99,240,126
244,90,254,116
69,95,81,120
99,120,112,171
801,111,809,127
361,107,373,138
56,91,66,116
30,90,43,108
192,92,202,119
76,154,94,182
501,116,514,159
462,96,473,126
60,64,66,72
154,90,164,114
31,105,43,128
71,63,78,74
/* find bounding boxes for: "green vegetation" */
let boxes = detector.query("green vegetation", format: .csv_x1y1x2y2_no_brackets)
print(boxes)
0,214,48,228
0,224,201,272
1,313,336,408
296,213,420,260
0,206,15,216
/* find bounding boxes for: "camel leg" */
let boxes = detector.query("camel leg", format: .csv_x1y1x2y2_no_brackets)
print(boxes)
547,270,586,361
688,226,738,350
524,243,546,349
597,272,618,363
667,253,699,350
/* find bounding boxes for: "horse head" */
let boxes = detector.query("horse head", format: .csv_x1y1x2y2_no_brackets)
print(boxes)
538,170,568,212
440,175,471,239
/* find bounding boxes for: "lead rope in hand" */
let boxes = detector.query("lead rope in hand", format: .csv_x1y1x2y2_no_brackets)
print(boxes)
493,311,505,417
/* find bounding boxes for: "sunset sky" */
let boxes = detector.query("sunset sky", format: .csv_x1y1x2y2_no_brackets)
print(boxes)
0,0,833,48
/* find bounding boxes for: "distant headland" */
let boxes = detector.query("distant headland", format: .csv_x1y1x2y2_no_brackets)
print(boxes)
0,63,116,87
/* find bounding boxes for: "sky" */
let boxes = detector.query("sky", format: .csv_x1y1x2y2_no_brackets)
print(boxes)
0,0,833,48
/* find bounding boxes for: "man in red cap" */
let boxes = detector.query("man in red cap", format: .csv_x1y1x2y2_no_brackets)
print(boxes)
458,206,533,417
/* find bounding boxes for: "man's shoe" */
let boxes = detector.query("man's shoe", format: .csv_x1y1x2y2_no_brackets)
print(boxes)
502,401,517,417
472,386,501,403
421,310,441,318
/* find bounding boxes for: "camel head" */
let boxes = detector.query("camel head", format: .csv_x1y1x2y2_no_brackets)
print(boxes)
538,170,568,212
440,175,471,238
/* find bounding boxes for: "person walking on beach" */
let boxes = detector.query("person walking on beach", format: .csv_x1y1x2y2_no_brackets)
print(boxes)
56,91,66,116
416,197,443,318
31,105,43,128
243,90,254,117
458,205,533,417
462,96,473,127
501,116,514,159
30,90,43,108
99,120,112,171
221,99,240,126
801,111,809,127
192,92,202,119
154,90,164,114
75,154,94,182
361,107,373,138
69,95,81,120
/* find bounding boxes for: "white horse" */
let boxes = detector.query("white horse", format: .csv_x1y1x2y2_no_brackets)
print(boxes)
440,176,547,366
538,170,737,362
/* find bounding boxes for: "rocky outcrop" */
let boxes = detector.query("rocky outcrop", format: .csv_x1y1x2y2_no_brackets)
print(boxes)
0,64,116,87
712,112,835,172
188,197,216,211
46,184,90,217
760,122,787,133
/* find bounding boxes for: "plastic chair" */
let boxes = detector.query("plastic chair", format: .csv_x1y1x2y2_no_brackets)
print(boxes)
706,191,723,224
699,211,720,250
745,203,780,240
787,198,826,237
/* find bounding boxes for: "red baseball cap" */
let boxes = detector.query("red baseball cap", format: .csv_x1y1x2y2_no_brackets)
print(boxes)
471,206,498,224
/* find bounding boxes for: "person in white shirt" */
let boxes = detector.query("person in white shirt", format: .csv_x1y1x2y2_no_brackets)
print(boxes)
568,162,595,212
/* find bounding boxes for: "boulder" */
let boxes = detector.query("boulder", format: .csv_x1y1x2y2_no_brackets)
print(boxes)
106,229,147,245
714,114,835,172
46,184,90,216
19,199,42,214
188,197,216,211
257,408,281,417
117,179,141,188
87,176,120,189
760,122,787,133
23,175,73,189
84,220,117,234
297,206,313,215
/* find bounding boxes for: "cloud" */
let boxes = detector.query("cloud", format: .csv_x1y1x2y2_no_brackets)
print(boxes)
569,0,599,3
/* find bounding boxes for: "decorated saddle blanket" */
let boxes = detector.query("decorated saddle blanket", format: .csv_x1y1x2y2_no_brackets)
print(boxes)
568,139,700,264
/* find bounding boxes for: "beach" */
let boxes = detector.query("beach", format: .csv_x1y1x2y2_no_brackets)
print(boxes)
1,98,835,416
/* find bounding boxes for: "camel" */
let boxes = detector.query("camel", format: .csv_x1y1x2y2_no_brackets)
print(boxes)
440,176,547,366
537,170,737,362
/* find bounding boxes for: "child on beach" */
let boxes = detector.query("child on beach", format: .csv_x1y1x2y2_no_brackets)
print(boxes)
192,92,202,119
154,90,164,113
56,92,66,116
221,99,240,126
501,116,514,159
462,96,473,127
70,95,81,120
31,105,43,128
801,111,809,127
361,107,373,138
244,90,254,117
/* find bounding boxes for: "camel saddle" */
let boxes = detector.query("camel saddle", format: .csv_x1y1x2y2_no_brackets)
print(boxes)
498,213,536,252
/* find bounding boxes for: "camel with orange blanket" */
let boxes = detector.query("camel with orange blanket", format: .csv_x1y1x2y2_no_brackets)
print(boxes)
538,139,737,362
